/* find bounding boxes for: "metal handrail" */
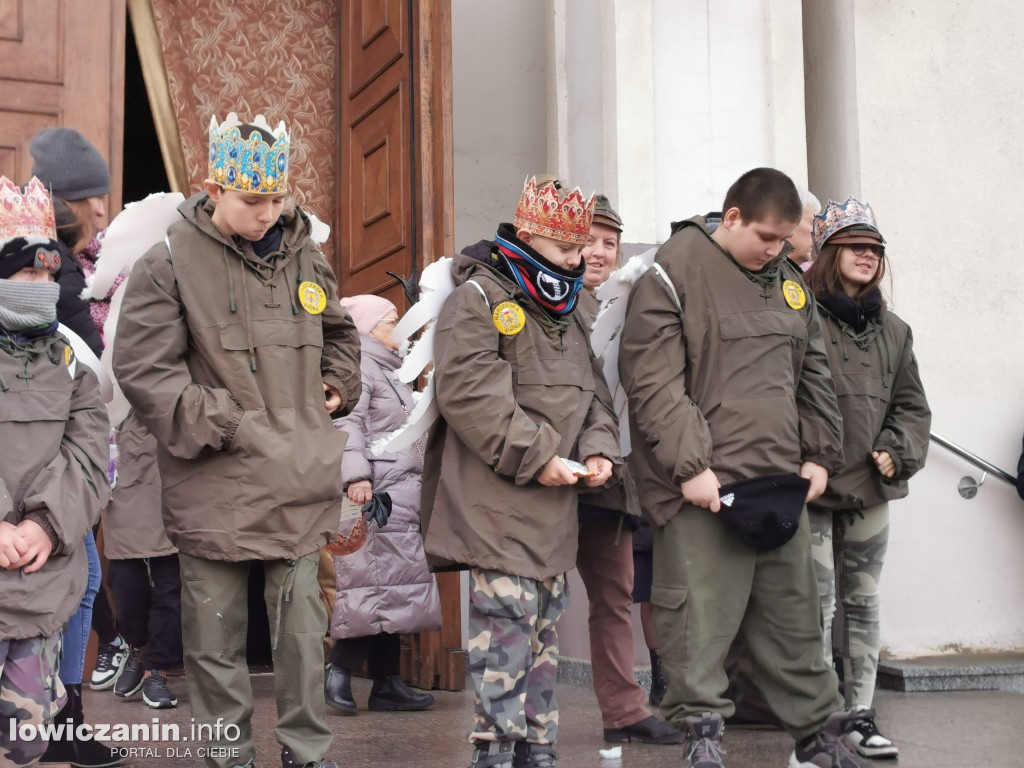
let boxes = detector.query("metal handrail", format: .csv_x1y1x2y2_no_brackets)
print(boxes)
930,432,1017,486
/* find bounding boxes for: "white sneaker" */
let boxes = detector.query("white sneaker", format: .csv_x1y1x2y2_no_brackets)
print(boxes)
89,635,127,690
846,706,898,759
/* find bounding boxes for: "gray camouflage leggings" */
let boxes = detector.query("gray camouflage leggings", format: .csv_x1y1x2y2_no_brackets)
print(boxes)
808,503,889,708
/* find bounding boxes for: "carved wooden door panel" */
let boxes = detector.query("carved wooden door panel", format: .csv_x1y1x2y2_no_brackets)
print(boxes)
339,0,461,690
338,0,414,310
0,0,125,209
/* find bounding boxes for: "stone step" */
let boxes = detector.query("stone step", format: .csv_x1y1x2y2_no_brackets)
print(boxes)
877,653,1024,693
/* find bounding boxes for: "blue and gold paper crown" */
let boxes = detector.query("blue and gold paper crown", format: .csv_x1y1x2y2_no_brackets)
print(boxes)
813,196,882,251
208,113,290,195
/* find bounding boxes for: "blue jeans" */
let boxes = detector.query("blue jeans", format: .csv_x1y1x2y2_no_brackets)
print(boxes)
58,532,101,684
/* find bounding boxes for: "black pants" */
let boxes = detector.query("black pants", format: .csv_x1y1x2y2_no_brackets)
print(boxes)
330,632,400,679
107,554,183,670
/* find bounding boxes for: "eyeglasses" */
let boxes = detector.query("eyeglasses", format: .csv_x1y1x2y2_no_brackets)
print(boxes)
846,244,885,260
376,317,399,327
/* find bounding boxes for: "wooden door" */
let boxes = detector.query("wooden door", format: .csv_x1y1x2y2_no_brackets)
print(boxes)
338,0,415,310
0,0,125,209
338,0,461,690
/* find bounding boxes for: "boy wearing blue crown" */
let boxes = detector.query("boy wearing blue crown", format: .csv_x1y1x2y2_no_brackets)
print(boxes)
113,114,361,768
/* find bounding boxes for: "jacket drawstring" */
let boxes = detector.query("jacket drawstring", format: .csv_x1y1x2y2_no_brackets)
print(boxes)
284,258,299,315
240,259,257,372
144,558,155,588
271,559,299,652
222,246,237,314
0,371,7,391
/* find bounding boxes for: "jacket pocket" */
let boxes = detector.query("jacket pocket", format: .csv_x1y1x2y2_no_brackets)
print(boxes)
718,308,807,342
649,584,690,641
515,358,595,391
219,317,324,350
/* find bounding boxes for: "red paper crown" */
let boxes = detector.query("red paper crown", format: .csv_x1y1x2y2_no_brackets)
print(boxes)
513,177,596,245
0,176,57,244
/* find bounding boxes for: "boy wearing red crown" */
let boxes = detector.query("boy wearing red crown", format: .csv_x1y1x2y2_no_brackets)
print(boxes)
618,168,876,768
421,176,621,768
0,177,111,768
112,114,361,768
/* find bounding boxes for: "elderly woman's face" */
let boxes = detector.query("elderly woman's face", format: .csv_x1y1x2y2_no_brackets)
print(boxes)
582,222,620,292
370,310,400,350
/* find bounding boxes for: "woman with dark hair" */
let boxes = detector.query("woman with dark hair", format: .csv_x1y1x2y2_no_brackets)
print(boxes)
804,198,931,760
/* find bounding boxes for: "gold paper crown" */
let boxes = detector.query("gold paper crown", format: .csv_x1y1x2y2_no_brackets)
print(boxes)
208,113,290,195
0,176,57,244
513,177,596,245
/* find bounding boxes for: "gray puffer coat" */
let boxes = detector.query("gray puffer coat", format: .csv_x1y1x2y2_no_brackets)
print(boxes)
331,336,441,638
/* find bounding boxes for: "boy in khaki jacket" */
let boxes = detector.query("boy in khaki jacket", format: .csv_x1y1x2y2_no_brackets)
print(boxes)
421,177,621,768
0,177,111,768
619,168,872,768
113,115,361,768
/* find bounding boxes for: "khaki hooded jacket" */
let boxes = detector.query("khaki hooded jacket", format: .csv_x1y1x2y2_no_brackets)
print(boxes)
619,216,844,528
420,252,622,580
0,332,110,639
112,193,361,562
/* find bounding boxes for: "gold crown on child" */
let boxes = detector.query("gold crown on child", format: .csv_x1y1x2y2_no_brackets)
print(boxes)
0,176,57,244
513,177,596,245
208,113,290,195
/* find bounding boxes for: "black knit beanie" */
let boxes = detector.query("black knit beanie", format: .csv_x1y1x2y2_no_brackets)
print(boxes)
30,127,111,200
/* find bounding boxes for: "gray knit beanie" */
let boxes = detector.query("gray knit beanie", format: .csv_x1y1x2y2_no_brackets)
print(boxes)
30,127,111,200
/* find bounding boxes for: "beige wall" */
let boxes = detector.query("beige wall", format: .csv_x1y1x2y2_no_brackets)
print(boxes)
452,0,550,249
819,1,1024,656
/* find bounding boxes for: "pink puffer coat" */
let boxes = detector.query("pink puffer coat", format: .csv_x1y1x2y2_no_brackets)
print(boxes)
330,336,441,638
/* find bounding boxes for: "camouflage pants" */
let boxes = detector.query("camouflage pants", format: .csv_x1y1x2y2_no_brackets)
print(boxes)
0,635,65,768
808,503,890,708
467,568,567,746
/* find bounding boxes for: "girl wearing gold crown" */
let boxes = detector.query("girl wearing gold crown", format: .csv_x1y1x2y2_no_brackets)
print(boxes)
417,176,620,768
804,199,931,760
111,113,361,768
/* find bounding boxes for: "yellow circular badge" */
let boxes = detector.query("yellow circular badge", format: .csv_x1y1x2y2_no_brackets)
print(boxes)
782,280,806,310
298,281,327,315
492,301,526,336
64,345,74,367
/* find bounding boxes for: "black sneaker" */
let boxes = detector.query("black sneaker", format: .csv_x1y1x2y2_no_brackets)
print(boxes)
789,710,872,767
281,747,337,768
468,742,515,768
603,715,681,744
846,706,898,759
90,636,128,690
113,647,144,698
512,743,556,768
682,712,726,768
142,670,178,709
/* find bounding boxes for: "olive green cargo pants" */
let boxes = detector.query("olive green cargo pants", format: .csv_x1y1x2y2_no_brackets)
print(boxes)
651,504,843,741
179,551,332,768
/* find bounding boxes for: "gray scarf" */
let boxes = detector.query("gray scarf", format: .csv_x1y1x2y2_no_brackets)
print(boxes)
0,279,59,331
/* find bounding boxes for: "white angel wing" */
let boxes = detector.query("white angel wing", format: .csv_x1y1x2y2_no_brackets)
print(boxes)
590,247,657,456
306,210,331,244
57,323,111,401
370,257,456,455
369,372,438,455
391,257,455,383
90,192,185,299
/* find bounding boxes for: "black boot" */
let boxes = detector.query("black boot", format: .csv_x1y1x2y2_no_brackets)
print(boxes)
39,684,121,767
323,663,357,715
649,649,667,707
367,675,435,711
